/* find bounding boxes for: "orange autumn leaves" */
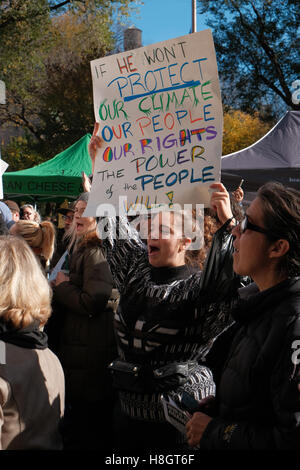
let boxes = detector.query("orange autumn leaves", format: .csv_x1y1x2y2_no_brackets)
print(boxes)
222,110,272,155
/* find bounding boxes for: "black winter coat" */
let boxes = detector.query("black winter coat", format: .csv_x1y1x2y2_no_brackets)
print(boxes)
52,236,119,403
201,278,300,450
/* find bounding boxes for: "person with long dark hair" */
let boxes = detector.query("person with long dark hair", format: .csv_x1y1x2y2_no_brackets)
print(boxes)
186,182,300,450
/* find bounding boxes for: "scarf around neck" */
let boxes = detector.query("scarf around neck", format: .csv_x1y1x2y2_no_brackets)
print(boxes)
0,319,48,350
150,264,200,284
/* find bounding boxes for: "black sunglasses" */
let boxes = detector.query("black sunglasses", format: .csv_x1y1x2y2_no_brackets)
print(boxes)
238,214,273,237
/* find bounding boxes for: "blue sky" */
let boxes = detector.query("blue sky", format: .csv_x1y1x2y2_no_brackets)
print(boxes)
127,0,209,47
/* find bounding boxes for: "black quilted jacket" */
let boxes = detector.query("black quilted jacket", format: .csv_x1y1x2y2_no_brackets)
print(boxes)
201,278,300,450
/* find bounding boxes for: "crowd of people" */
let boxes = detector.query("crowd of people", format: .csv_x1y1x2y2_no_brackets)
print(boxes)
0,129,299,452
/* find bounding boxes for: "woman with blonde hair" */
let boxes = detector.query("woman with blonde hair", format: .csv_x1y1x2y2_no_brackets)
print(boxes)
51,191,118,450
10,219,56,270
0,235,65,450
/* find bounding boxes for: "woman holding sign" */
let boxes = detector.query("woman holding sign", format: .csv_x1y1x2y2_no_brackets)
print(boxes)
87,124,246,451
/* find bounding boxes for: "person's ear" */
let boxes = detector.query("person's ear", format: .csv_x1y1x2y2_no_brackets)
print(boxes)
268,239,290,259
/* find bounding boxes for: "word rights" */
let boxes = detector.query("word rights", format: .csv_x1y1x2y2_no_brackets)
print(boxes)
87,30,223,215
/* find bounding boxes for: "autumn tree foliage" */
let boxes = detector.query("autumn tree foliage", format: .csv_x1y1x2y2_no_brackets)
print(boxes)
197,0,299,116
0,0,138,164
2,137,44,172
222,109,273,155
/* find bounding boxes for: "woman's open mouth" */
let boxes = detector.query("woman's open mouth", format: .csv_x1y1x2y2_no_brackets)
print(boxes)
148,245,160,256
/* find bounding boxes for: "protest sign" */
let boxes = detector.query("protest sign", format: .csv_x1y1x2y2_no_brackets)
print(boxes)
161,395,191,435
85,29,222,216
0,159,8,200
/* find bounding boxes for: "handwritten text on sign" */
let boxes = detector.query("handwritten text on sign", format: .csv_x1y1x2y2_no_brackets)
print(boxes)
87,30,222,215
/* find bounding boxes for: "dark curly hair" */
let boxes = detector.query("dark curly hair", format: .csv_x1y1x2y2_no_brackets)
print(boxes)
257,182,300,277
185,208,221,270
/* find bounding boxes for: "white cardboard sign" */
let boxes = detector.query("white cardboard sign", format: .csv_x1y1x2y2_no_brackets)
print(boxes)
85,29,222,216
0,159,8,199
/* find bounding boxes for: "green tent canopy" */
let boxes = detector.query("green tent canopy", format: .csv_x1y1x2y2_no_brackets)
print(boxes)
3,134,92,202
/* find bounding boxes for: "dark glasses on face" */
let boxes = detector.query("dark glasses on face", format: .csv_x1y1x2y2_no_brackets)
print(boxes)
238,214,272,236
62,215,73,222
